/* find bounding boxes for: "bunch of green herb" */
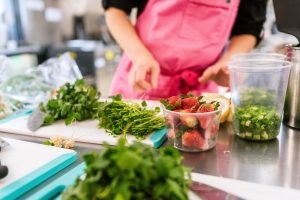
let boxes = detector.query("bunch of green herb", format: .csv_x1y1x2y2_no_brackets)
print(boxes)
233,105,281,140
62,141,191,200
97,95,165,139
40,79,100,125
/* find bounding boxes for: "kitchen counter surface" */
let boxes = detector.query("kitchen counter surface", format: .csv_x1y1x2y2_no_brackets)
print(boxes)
0,122,300,198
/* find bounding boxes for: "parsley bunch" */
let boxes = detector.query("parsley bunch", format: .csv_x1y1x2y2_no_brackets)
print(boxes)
97,95,165,139
62,141,191,200
40,79,100,125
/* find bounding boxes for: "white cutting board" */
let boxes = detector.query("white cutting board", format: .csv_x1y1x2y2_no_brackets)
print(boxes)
0,101,166,148
0,137,77,200
0,116,165,146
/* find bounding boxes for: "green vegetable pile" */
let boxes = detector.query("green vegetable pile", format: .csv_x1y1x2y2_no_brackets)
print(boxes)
233,88,281,140
233,105,281,140
40,80,165,139
40,79,100,125
97,95,165,139
62,141,191,200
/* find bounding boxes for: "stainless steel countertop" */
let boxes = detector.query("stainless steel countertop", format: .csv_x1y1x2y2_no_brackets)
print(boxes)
1,122,300,198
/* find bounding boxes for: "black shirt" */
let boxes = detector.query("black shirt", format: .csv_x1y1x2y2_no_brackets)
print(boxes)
102,0,268,43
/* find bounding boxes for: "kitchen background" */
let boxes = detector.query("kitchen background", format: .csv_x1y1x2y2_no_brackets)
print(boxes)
0,0,298,96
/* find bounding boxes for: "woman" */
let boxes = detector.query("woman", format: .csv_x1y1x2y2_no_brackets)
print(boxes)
102,0,267,100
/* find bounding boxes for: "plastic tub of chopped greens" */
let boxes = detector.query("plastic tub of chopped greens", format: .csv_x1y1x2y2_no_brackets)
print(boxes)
228,56,292,141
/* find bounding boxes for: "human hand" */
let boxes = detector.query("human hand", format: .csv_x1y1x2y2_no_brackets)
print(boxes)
128,52,160,92
198,63,230,87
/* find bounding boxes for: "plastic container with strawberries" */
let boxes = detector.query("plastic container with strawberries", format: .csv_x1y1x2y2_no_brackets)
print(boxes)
161,95,222,152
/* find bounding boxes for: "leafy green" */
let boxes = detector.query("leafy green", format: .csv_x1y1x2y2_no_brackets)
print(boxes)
40,80,164,138
233,105,281,140
62,141,191,200
97,96,165,139
40,79,100,125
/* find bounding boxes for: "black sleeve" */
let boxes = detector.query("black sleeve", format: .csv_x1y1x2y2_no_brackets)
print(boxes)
102,0,147,16
230,0,268,44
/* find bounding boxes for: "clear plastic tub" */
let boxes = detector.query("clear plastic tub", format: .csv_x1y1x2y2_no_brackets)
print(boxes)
228,58,292,141
162,106,222,152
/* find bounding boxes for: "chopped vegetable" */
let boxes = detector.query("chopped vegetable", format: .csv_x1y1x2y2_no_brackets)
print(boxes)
62,141,191,200
97,95,165,139
40,79,100,125
233,105,281,140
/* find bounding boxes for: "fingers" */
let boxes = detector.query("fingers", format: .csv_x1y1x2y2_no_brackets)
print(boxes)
198,67,217,83
128,66,151,92
135,68,151,90
150,64,160,89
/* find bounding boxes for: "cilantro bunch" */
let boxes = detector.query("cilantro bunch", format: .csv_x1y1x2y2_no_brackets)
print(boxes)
62,141,191,200
40,79,100,125
97,95,165,139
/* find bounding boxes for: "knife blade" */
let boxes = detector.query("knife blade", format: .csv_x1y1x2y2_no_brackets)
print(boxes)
27,106,45,131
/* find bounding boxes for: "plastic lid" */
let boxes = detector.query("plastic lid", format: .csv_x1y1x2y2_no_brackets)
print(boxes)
228,59,292,72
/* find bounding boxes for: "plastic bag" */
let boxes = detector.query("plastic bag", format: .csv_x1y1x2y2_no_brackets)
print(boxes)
0,55,9,83
0,52,83,105
37,52,83,88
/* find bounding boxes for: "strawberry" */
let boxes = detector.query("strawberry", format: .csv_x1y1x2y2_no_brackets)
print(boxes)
182,97,199,110
198,104,215,113
197,115,213,129
182,130,205,149
168,96,181,109
165,114,173,127
205,122,219,139
180,110,198,128
167,129,175,139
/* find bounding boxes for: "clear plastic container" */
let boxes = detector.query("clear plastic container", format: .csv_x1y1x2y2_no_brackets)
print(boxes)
162,106,222,152
228,58,292,141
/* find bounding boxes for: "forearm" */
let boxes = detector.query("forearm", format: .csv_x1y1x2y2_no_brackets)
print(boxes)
105,8,152,62
217,34,257,64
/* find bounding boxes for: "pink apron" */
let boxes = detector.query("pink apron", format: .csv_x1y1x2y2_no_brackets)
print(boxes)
110,0,240,100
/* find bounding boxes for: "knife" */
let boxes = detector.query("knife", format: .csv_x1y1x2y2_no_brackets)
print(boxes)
27,106,45,131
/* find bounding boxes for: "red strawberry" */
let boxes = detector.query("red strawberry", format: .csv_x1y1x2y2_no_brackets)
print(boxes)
197,115,213,129
205,122,219,139
198,104,215,113
165,114,173,127
180,110,198,128
182,130,205,149
168,96,181,109
167,128,175,139
182,97,199,110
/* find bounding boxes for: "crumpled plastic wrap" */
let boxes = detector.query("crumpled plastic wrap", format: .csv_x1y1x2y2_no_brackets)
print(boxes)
37,52,83,88
0,53,83,105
